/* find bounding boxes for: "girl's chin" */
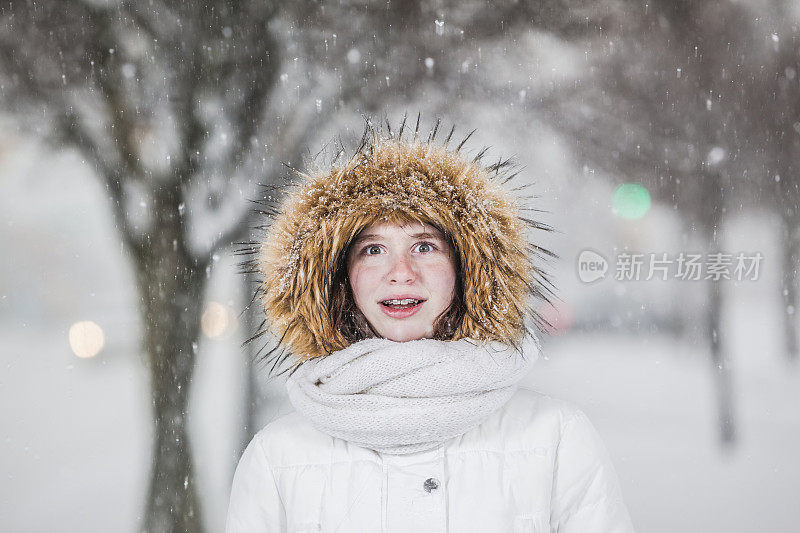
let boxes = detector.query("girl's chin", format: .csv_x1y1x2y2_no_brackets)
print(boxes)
376,324,435,342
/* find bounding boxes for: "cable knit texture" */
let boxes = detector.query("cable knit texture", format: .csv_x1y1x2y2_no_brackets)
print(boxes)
285,334,539,454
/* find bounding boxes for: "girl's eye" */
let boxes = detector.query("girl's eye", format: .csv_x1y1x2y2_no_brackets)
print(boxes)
415,242,437,253
360,241,438,255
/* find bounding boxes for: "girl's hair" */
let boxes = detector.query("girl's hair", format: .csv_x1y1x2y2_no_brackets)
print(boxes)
329,217,466,343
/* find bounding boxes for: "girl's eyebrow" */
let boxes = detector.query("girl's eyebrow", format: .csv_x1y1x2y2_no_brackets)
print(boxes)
353,231,442,245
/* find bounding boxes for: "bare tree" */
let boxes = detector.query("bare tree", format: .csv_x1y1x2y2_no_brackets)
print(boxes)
755,2,800,362
547,0,800,445
0,2,325,531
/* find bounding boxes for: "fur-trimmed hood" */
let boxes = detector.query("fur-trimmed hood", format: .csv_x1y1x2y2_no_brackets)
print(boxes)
243,117,556,369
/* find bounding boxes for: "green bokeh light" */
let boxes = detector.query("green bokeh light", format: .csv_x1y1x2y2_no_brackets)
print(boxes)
612,183,651,220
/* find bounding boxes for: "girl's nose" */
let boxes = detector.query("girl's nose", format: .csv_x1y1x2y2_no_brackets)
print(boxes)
387,254,416,283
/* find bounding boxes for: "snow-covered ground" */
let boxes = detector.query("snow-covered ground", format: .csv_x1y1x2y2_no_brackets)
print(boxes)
1,134,798,532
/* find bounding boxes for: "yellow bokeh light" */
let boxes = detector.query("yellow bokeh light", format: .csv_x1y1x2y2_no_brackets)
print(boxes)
68,321,105,359
202,301,231,338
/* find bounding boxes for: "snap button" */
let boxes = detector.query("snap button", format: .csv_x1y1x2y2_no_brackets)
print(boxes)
423,477,440,493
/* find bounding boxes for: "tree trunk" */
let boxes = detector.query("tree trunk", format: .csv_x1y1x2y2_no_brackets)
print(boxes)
701,170,736,446
134,184,207,533
707,271,736,445
780,213,799,362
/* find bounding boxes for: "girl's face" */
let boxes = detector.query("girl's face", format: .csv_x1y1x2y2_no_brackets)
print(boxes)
346,221,457,342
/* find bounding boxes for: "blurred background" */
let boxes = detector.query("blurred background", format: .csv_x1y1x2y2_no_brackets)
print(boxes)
1,1,799,532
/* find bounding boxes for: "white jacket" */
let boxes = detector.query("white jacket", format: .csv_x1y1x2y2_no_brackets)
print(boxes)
225,387,635,533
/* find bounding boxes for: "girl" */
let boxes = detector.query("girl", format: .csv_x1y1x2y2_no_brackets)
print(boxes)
226,118,635,532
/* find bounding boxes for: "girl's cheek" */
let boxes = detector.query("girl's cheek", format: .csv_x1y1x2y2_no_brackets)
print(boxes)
431,260,456,277
349,265,380,291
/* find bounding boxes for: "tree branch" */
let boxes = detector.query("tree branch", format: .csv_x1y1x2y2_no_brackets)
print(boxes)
194,91,327,267
60,110,146,261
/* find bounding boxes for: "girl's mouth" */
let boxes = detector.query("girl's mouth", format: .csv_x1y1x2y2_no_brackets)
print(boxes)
379,298,425,318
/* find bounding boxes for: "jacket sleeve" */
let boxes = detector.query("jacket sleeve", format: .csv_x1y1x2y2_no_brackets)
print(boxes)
550,410,635,533
225,434,286,533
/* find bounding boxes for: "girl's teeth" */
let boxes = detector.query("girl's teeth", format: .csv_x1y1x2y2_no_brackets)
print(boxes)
383,299,421,308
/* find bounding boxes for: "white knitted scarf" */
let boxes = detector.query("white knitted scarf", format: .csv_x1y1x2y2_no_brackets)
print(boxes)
285,335,539,455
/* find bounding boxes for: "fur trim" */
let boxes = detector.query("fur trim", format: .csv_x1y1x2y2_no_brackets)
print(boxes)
239,115,557,373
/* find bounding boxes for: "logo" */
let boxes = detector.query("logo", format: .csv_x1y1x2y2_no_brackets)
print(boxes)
577,249,608,283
